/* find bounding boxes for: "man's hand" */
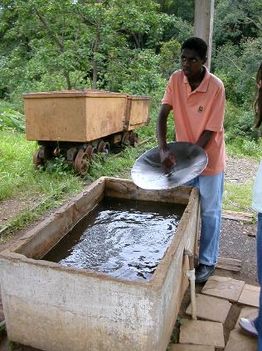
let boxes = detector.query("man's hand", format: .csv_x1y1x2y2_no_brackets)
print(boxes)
159,147,176,175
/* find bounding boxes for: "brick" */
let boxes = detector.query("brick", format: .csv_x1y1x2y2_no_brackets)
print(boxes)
224,329,257,351
179,319,225,348
238,284,260,307
186,293,231,323
170,344,214,351
202,275,245,302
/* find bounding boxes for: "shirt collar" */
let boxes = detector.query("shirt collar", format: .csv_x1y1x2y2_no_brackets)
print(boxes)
183,66,210,93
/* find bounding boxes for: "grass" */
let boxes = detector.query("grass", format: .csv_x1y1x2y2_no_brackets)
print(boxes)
0,126,157,240
226,137,262,160
223,181,254,213
0,130,85,201
0,129,87,240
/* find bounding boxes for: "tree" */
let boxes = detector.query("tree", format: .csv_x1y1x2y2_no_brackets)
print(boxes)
0,0,173,104
214,0,262,46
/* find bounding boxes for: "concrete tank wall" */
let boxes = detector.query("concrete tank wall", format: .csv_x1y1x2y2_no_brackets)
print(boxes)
0,177,200,351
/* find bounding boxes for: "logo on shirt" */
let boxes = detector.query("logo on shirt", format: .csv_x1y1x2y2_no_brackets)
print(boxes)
198,106,204,112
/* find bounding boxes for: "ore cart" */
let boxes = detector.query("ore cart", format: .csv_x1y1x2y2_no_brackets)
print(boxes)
24,90,150,175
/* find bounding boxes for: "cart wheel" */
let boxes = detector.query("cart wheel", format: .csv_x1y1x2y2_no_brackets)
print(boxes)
73,145,93,175
103,142,110,154
97,140,110,154
121,132,131,147
97,140,105,153
33,146,47,169
129,131,138,147
66,147,78,162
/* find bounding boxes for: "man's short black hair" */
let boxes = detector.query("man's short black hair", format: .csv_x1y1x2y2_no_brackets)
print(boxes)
181,37,208,60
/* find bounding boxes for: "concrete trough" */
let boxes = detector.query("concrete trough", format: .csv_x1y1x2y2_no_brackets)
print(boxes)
0,177,200,351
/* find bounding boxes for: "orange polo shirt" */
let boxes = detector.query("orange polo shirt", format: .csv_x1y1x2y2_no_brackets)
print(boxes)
162,67,226,176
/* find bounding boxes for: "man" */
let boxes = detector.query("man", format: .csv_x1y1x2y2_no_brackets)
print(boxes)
157,37,226,283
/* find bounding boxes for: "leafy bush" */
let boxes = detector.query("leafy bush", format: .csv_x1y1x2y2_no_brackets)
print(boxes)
213,37,261,107
159,39,181,78
226,136,262,159
234,110,259,140
224,101,259,142
105,49,167,109
224,101,241,132
242,139,261,156
0,102,25,132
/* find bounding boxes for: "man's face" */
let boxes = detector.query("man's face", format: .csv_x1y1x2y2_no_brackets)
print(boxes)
180,48,205,79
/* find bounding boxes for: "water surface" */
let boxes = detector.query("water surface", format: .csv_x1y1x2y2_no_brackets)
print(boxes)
44,197,185,280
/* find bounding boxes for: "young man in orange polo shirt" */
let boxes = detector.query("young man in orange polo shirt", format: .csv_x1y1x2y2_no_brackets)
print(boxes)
157,37,225,283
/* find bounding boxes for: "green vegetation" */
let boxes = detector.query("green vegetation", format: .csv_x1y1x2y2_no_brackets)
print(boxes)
0,101,25,132
0,130,84,202
227,138,262,159
0,129,86,240
0,122,158,240
0,0,262,238
223,182,254,213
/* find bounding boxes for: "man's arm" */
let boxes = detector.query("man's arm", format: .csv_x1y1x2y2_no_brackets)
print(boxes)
156,104,176,172
196,130,214,149
157,104,172,150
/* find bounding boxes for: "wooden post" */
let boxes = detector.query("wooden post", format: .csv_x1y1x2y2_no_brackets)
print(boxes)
194,0,214,70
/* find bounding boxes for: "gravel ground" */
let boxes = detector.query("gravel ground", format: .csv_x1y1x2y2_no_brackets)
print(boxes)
225,156,259,184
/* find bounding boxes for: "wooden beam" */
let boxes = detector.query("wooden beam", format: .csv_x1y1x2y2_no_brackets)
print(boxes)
194,0,215,69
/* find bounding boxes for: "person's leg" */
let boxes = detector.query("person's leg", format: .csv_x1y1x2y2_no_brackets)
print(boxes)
198,172,224,266
185,173,224,283
255,213,262,349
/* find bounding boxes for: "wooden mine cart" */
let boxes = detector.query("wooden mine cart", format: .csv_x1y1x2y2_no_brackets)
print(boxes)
24,90,150,175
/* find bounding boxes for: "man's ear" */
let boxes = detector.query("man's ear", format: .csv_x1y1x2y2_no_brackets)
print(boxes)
202,56,207,64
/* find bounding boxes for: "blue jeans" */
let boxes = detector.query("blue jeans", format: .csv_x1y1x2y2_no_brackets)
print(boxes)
254,213,262,350
186,172,224,266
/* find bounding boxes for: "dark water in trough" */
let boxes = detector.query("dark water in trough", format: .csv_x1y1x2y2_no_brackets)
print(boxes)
44,197,185,280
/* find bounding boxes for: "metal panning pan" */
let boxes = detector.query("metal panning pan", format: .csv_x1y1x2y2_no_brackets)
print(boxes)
131,142,208,190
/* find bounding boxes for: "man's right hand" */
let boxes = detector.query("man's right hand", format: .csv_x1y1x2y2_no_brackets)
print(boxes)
159,147,176,175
